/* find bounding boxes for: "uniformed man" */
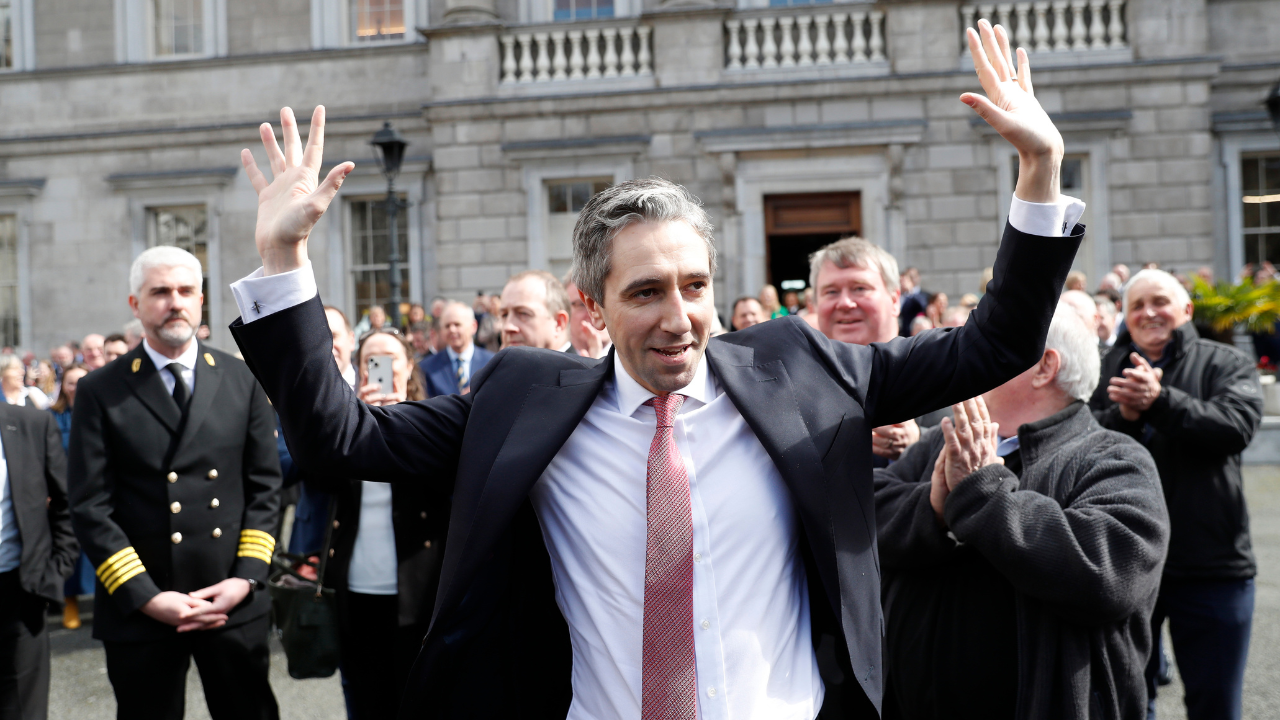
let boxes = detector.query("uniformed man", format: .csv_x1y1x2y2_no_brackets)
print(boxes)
68,246,282,720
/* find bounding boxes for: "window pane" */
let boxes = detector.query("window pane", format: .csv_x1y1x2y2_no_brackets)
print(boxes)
146,205,209,326
549,184,569,213
352,0,405,42
1060,158,1084,192
592,180,611,195
595,0,614,18
1244,199,1261,229
554,0,573,21
154,0,203,57
1,1,12,70
1243,158,1261,195
569,182,592,212
350,198,409,322
1265,156,1280,194
1265,233,1280,267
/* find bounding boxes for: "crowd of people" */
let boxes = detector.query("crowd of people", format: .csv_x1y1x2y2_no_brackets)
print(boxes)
0,24,1274,720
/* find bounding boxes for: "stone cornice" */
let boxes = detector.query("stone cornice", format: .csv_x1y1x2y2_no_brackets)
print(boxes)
0,178,45,197
695,119,926,152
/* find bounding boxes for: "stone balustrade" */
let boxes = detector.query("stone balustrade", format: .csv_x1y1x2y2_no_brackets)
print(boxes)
499,23,652,85
724,6,887,71
960,1,1127,55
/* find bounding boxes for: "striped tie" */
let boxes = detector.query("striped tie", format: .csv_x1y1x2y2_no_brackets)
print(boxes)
641,393,696,720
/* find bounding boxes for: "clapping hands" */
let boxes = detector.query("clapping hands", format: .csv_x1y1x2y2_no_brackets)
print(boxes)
930,397,1004,524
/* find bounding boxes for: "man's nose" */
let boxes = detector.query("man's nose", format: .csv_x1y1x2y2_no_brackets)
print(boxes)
658,293,693,336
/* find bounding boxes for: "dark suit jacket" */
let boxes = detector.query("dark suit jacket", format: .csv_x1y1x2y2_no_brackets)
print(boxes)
0,402,78,632
232,222,1081,718
68,343,282,641
419,345,495,397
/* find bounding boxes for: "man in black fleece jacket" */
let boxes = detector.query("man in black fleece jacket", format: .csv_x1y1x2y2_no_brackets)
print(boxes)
876,304,1169,720
1089,269,1263,720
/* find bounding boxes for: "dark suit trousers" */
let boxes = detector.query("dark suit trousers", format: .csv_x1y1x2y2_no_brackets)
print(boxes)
339,591,427,720
1146,578,1255,720
0,571,49,720
104,611,278,720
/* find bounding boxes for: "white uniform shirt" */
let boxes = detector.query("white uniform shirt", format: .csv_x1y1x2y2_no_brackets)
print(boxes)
143,339,198,396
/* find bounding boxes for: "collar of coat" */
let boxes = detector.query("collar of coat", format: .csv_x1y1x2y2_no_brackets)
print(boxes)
1014,400,1099,468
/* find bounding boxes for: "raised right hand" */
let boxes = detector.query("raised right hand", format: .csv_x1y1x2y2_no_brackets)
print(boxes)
140,590,228,633
240,106,354,276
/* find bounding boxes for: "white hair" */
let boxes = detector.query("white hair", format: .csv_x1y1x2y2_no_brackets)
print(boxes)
1046,302,1101,401
129,246,203,296
1122,269,1190,315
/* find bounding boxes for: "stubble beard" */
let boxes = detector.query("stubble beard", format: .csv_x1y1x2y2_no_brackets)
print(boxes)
152,319,196,348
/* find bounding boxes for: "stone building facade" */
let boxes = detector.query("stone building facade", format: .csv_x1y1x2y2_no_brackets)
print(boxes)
0,0,1276,354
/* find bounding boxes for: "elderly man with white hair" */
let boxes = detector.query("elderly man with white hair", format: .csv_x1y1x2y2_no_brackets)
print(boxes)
876,304,1170,720
1089,268,1264,720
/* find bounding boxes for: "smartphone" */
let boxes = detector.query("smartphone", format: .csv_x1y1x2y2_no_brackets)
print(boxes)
366,354,395,395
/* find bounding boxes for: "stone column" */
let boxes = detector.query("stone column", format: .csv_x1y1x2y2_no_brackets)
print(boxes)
444,0,498,25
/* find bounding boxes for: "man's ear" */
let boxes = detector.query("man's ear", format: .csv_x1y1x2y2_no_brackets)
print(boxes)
1031,348,1061,389
128,295,141,318
581,289,607,331
554,310,569,333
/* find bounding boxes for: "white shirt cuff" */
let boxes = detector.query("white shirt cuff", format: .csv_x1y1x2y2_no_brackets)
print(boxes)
230,262,318,323
1008,194,1086,237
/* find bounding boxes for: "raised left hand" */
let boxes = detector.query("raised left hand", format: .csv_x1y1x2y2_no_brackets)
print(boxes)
961,20,1065,203
939,397,1003,491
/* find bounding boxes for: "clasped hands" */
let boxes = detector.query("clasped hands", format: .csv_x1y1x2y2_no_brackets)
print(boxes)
930,397,1004,525
1106,353,1163,422
141,578,252,633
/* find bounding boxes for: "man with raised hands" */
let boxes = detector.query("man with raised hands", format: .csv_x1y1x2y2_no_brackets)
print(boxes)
231,21,1083,719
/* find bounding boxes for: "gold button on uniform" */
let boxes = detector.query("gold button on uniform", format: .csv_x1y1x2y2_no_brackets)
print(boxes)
420,511,427,519
212,528,222,538
170,502,181,514
167,472,178,483
332,520,340,529
210,498,219,508
328,548,335,558
207,469,218,479
171,533,183,544
424,540,432,548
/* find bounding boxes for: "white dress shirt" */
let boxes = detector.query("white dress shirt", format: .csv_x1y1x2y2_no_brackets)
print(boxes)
530,352,822,719
143,339,199,396
0,431,19,573
229,193,1084,718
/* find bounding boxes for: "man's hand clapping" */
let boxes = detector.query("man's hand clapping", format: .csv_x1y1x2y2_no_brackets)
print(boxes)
930,397,1003,524
1107,352,1163,421
240,106,353,276
873,420,920,461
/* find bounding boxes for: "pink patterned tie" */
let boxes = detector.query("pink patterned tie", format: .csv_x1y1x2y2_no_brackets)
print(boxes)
641,393,697,720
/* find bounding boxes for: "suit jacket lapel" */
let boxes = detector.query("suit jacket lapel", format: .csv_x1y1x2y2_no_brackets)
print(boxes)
175,345,223,454
122,345,182,433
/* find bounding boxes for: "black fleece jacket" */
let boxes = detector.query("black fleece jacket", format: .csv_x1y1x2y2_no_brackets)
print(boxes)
1089,322,1263,580
876,402,1169,720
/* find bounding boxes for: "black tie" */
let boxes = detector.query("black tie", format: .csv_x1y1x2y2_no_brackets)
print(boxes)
167,363,189,411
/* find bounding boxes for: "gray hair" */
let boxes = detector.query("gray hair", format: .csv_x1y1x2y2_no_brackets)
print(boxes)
1046,302,1101,401
129,246,203,296
506,269,570,318
809,236,899,295
1122,269,1190,315
0,354,21,374
570,178,716,304
440,300,476,323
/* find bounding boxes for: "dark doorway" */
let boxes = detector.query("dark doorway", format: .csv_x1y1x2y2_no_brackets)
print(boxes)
764,192,862,293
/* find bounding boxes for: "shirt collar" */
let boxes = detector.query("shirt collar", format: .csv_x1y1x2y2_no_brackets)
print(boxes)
558,341,575,353
446,343,475,365
611,350,715,419
143,338,199,373
996,435,1021,457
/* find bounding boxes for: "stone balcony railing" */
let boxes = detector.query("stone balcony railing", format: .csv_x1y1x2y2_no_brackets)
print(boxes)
723,4,889,79
498,21,652,89
960,1,1131,66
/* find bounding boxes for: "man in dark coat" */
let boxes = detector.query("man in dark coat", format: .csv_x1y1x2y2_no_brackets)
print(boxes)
69,246,282,720
0,401,79,718
230,24,1081,718
1089,269,1264,720
876,304,1169,720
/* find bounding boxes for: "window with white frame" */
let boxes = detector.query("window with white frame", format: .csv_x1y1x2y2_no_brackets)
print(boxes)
348,197,409,325
146,205,210,326
0,0,32,71
153,0,203,56
553,0,614,21
546,179,609,277
1013,155,1093,273
0,215,17,349
351,0,405,43
1242,153,1280,268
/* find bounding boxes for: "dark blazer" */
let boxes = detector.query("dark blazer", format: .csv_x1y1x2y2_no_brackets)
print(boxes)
232,222,1081,718
67,343,283,642
419,345,495,397
0,402,78,632
316,477,452,628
